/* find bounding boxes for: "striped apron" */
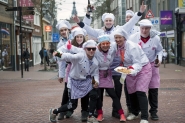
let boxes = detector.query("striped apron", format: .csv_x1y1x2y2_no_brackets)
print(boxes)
99,69,114,88
70,76,93,99
149,62,160,88
126,63,152,94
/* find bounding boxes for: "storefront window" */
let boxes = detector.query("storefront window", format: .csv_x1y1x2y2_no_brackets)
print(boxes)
168,38,175,63
0,23,11,70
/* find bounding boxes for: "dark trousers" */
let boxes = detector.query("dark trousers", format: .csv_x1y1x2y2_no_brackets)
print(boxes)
148,88,158,114
124,80,131,111
45,56,49,66
61,83,89,112
99,88,122,112
24,59,29,71
56,89,99,115
112,75,122,112
129,91,148,120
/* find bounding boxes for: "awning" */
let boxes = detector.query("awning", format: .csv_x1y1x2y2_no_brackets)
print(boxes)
1,29,10,35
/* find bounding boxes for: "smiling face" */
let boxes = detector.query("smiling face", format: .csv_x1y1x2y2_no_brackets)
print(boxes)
99,41,110,52
114,35,126,47
75,34,84,45
85,47,96,58
104,18,114,29
125,15,133,22
59,27,68,38
140,26,151,37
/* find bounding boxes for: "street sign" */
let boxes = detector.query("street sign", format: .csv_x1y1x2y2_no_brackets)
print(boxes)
145,9,154,18
149,17,160,31
45,26,52,32
22,7,34,11
5,7,19,11
52,33,60,42
22,11,35,15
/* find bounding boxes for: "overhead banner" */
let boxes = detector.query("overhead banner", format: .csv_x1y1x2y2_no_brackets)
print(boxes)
160,11,173,25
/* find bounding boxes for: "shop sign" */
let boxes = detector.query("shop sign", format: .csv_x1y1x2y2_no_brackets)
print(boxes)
160,32,166,37
45,25,52,32
19,0,34,21
166,30,174,37
160,11,173,25
178,0,185,7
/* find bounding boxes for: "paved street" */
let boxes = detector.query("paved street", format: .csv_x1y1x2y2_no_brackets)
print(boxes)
0,64,185,123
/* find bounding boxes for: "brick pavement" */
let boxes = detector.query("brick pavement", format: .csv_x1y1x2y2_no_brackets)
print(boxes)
0,64,185,123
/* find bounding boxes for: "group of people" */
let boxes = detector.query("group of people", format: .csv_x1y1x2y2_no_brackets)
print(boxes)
49,2,163,123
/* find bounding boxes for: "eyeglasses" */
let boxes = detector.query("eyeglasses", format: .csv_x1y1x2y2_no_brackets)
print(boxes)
86,48,96,51
101,42,110,46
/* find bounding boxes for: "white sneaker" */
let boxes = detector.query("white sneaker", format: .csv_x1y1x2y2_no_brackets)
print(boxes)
87,116,99,123
140,119,149,123
127,113,138,120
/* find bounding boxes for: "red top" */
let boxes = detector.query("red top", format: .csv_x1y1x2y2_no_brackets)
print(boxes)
140,36,150,43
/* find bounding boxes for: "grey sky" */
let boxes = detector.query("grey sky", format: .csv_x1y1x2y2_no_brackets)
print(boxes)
56,0,91,20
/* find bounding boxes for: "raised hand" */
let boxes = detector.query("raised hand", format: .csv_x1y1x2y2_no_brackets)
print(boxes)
140,1,147,13
72,15,80,23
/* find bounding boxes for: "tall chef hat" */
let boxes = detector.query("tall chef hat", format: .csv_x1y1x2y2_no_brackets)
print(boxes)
138,19,153,27
71,27,87,38
126,10,135,16
114,28,128,40
82,40,97,48
56,20,71,30
102,13,115,22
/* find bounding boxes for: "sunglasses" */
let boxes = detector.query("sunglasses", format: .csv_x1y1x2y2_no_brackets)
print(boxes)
86,48,96,51
101,42,110,46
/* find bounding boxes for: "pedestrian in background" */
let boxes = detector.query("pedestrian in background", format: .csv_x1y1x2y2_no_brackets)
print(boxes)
44,48,49,66
162,49,167,64
39,47,44,65
23,48,30,71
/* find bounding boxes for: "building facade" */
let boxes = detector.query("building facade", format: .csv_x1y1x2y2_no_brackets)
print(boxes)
0,0,14,71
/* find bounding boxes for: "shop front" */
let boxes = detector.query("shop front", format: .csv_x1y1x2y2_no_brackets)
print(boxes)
166,30,175,63
15,26,33,70
0,22,12,71
32,25,42,65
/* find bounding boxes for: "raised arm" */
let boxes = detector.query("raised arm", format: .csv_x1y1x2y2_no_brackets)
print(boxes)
122,1,147,32
73,15,100,38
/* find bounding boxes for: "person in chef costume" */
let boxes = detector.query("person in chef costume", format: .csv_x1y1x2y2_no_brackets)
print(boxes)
129,19,163,121
50,40,100,123
113,28,152,123
55,20,74,119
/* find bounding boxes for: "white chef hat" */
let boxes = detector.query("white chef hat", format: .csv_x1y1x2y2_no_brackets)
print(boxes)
71,27,87,38
97,35,110,43
114,28,128,40
56,20,71,30
138,19,153,27
126,10,134,17
102,13,115,22
82,40,97,48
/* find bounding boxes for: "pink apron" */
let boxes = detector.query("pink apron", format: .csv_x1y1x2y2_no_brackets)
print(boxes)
99,69,114,88
126,63,152,94
149,62,160,88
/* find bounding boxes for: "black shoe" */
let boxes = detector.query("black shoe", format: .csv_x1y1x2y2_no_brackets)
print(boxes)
66,110,73,118
81,111,88,122
151,113,159,120
112,111,120,119
58,112,66,120
94,110,98,118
